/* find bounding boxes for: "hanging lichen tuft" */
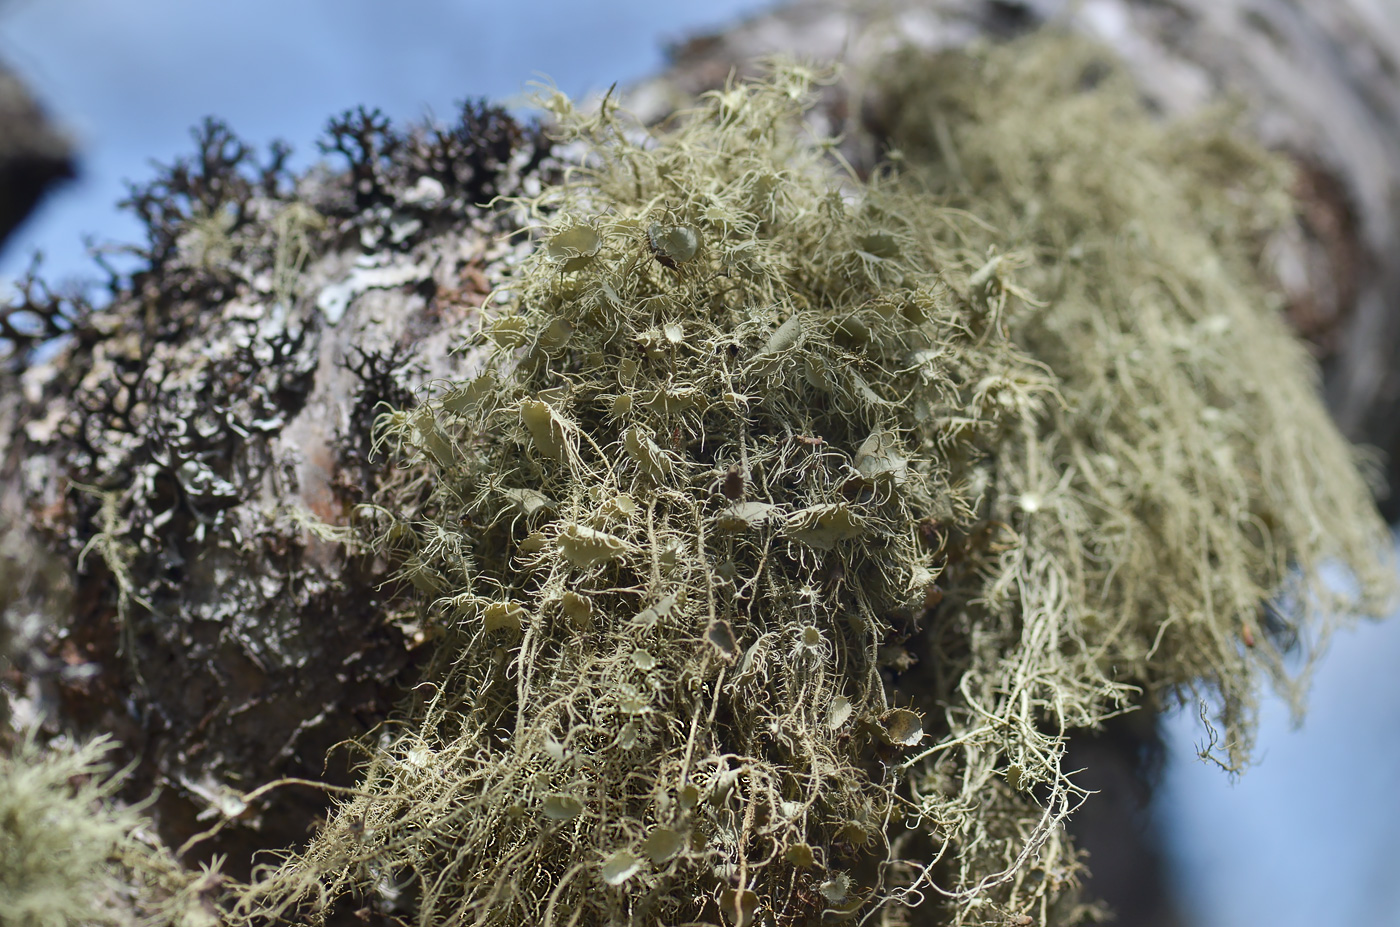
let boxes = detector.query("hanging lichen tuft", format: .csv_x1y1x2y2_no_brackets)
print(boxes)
231,38,1393,927
873,33,1397,764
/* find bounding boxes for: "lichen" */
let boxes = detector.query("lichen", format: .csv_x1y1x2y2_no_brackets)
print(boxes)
3,29,1393,927
231,63,1038,927
872,33,1397,764
0,733,222,927
227,40,1393,927
0,93,555,870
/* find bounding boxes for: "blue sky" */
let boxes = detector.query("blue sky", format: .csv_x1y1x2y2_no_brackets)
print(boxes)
0,0,771,281
3,2,1398,924
1159,558,1400,926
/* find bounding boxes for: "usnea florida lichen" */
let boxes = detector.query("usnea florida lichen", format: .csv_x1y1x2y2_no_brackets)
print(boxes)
222,36,1394,927
0,733,224,927
0,735,143,926
871,35,1398,764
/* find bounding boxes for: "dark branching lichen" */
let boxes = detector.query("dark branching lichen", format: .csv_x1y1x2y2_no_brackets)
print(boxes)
0,260,91,372
320,106,404,212
1,91,555,888
320,100,553,244
406,98,553,208
120,118,292,299
341,342,424,489
322,99,550,213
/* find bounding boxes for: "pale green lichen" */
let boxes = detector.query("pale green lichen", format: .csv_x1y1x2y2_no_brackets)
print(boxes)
875,33,1398,760
0,736,138,927
0,734,223,927
226,37,1394,927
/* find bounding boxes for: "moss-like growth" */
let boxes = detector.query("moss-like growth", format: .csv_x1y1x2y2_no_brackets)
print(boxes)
0,736,136,926
224,37,1393,927
874,35,1397,761
0,734,222,927
238,64,1031,925
226,39,1388,927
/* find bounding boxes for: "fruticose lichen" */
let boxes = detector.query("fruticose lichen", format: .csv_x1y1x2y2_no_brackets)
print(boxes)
0,733,222,927
3,27,1394,927
222,38,1393,927
0,735,139,927
871,35,1398,761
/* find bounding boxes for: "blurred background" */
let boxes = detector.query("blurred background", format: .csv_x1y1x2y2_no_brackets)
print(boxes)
2,1,1397,923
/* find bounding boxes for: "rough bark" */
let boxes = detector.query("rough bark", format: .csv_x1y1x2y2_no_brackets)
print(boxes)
0,57,73,732
1,106,554,880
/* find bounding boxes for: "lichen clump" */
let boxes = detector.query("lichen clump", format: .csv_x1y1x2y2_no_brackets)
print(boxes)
0,735,218,927
0,737,139,926
234,40,1392,927
873,36,1398,763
